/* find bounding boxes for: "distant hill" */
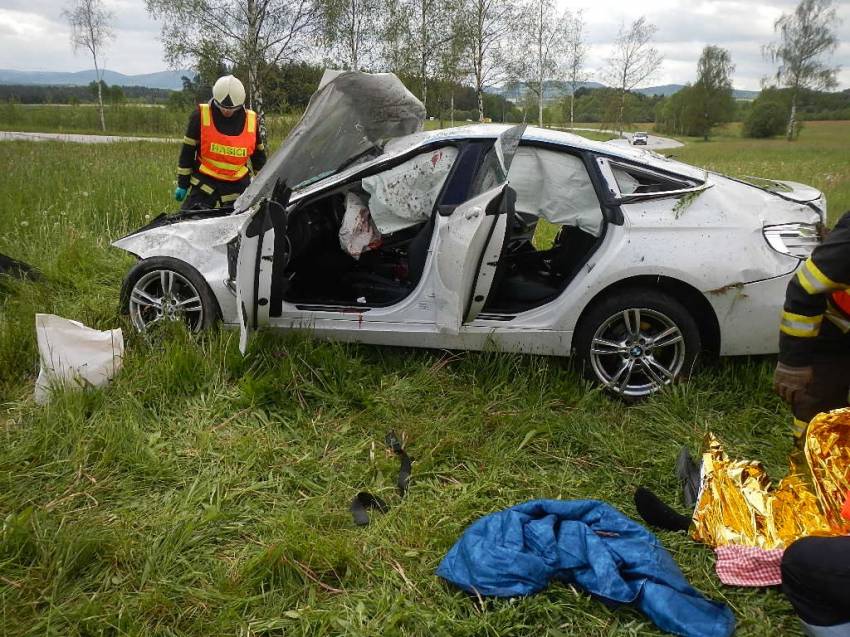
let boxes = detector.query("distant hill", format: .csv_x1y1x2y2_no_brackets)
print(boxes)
492,80,760,102
635,84,760,100
0,69,193,90
490,80,606,101
634,84,685,97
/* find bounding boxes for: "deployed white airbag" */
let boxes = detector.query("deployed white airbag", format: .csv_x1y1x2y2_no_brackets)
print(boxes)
34,314,124,404
339,191,382,258
508,147,602,237
362,147,458,234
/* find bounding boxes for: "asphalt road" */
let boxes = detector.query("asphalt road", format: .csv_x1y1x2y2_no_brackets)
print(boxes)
606,134,684,150
562,127,684,150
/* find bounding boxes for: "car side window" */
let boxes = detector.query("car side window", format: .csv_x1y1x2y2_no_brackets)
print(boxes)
611,164,697,195
507,146,603,238
468,144,505,199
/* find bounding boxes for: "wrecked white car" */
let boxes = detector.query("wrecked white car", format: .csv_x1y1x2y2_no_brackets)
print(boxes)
114,71,826,398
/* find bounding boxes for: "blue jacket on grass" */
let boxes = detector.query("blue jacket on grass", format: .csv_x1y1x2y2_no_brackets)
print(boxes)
437,499,735,637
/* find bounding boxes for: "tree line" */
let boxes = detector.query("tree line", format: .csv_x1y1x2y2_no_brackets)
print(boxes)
0,83,172,105
60,0,843,140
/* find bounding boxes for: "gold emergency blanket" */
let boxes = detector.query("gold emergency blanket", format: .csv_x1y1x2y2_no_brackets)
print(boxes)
691,408,850,549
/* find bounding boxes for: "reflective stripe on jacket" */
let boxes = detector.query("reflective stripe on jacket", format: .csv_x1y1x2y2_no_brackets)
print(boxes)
779,211,850,364
198,103,257,182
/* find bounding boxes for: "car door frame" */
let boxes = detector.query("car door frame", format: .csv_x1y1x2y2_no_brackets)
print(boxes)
237,127,525,346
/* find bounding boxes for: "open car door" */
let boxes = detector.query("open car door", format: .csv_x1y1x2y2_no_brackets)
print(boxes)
236,190,291,353
434,125,524,334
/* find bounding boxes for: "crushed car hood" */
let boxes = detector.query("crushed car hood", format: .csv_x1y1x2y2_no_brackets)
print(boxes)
235,70,426,212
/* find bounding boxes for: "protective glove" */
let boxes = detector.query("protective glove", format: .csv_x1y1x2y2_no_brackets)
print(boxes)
773,362,814,404
174,186,188,202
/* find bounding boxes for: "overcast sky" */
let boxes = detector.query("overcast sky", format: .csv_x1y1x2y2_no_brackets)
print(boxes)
1,0,848,91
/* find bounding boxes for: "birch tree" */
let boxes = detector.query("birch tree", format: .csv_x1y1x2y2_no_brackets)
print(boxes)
765,0,840,140
431,22,470,125
63,0,113,132
565,11,589,129
693,45,735,140
602,16,662,135
459,0,515,122
505,0,569,127
402,0,459,111
145,0,320,140
320,0,383,70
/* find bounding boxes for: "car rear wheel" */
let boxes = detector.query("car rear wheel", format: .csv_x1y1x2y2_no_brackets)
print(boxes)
574,288,701,399
122,257,219,332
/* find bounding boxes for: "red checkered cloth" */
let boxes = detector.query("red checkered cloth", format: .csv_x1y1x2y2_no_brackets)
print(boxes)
714,545,784,587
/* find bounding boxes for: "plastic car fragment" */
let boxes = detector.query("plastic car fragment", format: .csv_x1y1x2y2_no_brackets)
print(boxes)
0,253,38,280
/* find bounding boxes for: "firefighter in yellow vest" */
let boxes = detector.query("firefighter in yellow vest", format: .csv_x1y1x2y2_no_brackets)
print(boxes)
774,210,850,438
174,75,267,210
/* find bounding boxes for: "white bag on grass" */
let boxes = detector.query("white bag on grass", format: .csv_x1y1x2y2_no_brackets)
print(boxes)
34,314,124,404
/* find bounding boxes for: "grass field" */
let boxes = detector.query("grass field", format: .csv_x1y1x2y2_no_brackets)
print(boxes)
0,104,299,146
1,121,849,636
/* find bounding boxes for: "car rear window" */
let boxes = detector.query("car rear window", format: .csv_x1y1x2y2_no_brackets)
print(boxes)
610,163,699,195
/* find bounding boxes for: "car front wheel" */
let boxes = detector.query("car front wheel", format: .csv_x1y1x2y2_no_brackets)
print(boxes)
122,257,219,332
574,288,701,398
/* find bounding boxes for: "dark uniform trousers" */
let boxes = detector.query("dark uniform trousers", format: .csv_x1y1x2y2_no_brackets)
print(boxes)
181,174,250,211
782,536,850,632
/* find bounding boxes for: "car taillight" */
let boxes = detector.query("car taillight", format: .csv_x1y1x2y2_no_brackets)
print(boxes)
763,223,821,259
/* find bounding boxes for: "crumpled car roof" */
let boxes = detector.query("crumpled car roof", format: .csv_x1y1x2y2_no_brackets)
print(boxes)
287,123,711,204
236,70,426,211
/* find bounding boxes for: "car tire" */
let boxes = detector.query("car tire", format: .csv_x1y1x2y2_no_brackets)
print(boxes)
121,256,220,332
573,288,701,399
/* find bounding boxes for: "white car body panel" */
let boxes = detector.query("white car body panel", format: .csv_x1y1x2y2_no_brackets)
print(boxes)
113,124,825,359
433,185,507,332
113,211,248,323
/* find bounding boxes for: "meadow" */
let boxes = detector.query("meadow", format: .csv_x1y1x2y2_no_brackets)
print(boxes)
1,121,849,636
0,103,300,144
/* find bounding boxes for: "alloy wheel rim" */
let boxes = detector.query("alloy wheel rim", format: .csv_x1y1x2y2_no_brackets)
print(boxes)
129,269,204,332
589,307,685,397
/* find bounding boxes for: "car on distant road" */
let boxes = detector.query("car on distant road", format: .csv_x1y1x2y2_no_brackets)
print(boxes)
114,71,826,398
632,131,649,145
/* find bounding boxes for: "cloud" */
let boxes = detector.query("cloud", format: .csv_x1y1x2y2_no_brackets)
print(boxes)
0,0,165,74
0,0,847,90
570,0,850,90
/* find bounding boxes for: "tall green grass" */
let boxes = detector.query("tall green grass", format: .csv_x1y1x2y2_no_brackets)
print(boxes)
0,103,300,142
673,121,850,223
4,124,848,635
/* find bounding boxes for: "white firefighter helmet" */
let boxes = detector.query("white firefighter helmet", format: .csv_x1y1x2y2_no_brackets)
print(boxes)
212,75,246,108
